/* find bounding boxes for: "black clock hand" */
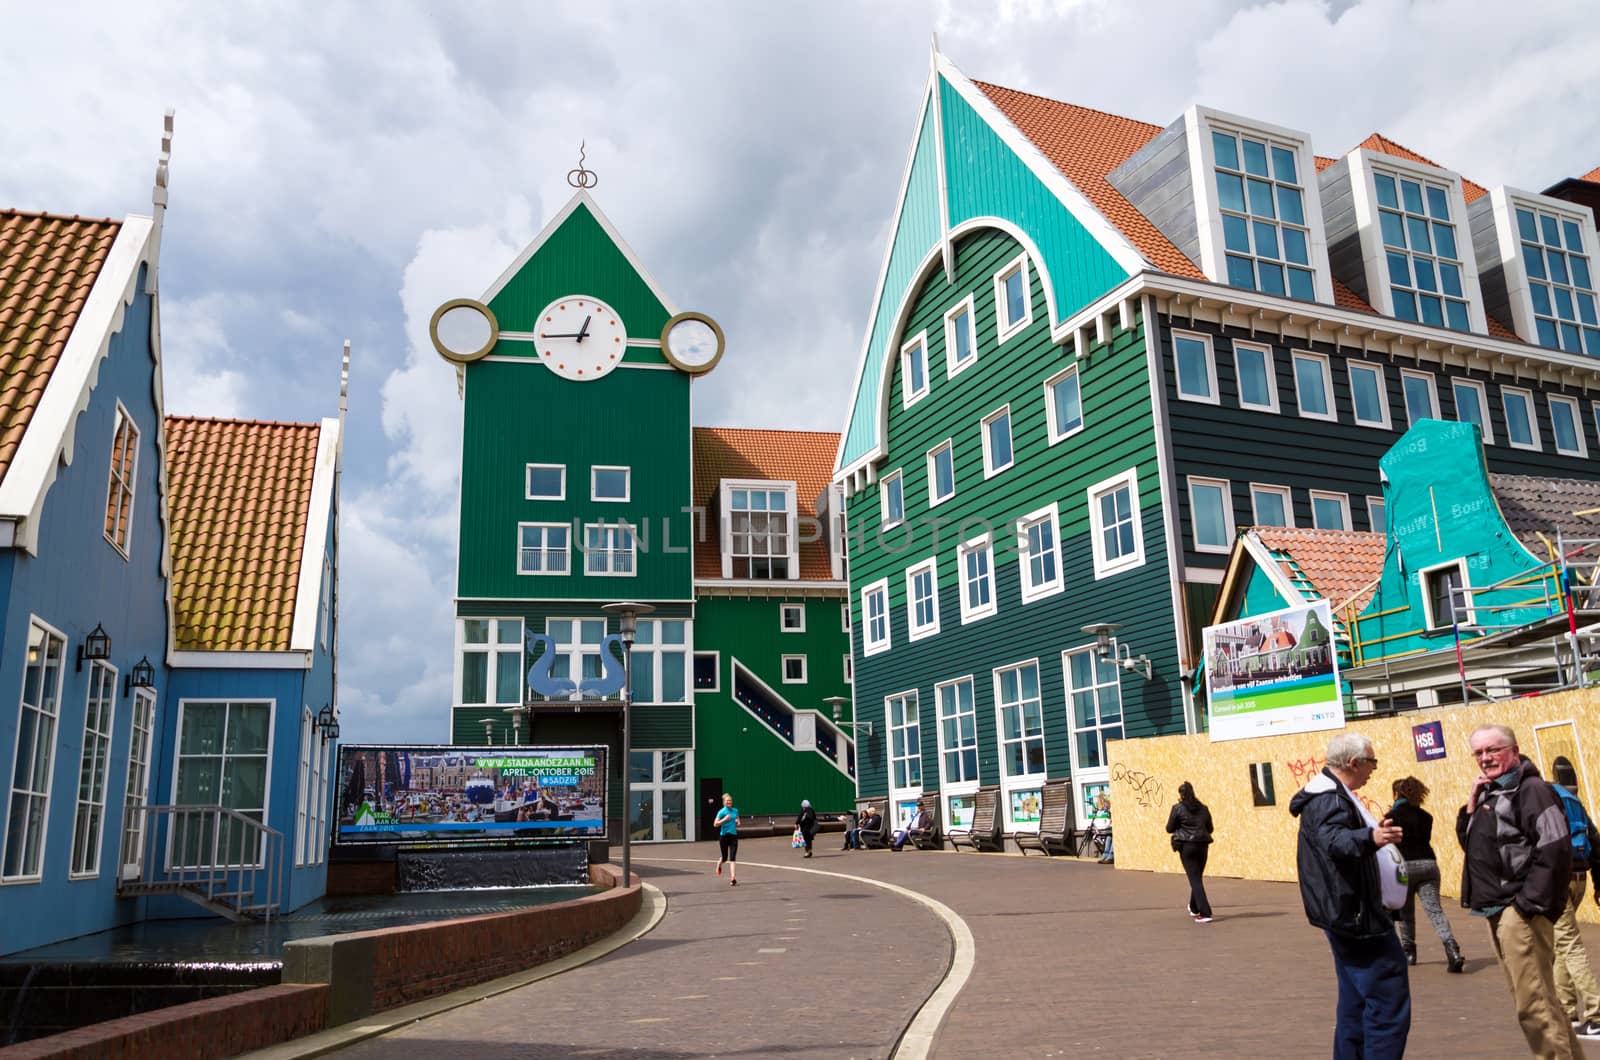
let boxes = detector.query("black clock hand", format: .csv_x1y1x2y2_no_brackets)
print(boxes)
541,331,584,338
574,315,592,343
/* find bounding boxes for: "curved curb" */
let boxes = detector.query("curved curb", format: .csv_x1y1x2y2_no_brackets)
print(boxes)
635,857,974,1060
245,882,667,1059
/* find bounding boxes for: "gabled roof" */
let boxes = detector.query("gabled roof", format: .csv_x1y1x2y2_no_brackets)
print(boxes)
1489,472,1600,560
1352,134,1489,203
0,210,123,484
1250,526,1388,615
166,416,323,652
692,427,840,582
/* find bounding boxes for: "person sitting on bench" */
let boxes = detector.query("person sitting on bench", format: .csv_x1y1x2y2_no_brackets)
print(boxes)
892,805,934,852
841,809,861,850
858,806,883,847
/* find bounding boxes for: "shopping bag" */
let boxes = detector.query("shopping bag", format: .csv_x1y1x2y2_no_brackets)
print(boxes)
1378,844,1410,911
791,826,805,848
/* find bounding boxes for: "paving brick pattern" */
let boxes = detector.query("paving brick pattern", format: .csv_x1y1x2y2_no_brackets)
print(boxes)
332,838,1600,1059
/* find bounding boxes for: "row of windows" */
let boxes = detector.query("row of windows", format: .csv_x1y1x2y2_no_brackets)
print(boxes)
1173,330,1597,456
1186,476,1383,553
882,647,1127,827
881,364,1084,527
862,470,1144,656
459,617,691,706
525,463,631,503
899,253,1035,410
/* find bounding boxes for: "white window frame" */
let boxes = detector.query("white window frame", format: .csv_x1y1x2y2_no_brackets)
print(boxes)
104,402,140,557
843,654,853,683
1088,468,1145,579
1016,502,1064,604
993,252,1033,343
1249,483,1294,528
1232,340,1280,413
537,617,608,702
993,659,1048,829
518,521,572,576
69,660,117,879
458,617,526,706
119,685,158,880
590,465,631,503
880,469,905,530
1064,645,1126,774
1501,386,1542,452
905,557,941,641
945,295,978,379
1172,329,1220,405
980,405,1014,478
583,522,637,576
1346,360,1393,429
926,440,955,508
1349,151,1486,332
901,330,930,408
4,617,66,882
841,601,851,634
628,749,695,843
168,699,275,870
1044,364,1085,443
631,619,691,704
1399,368,1440,426
779,603,805,632
861,579,891,657
295,707,314,868
1420,558,1474,630
886,690,923,795
693,650,721,694
1310,490,1351,531
1291,350,1337,422
319,557,333,652
934,676,980,791
720,479,799,580
525,463,566,501
956,533,998,624
1452,378,1494,444
1549,394,1588,458
780,655,807,685
1485,186,1600,354
1187,105,1334,304
1187,476,1236,555
1367,496,1387,535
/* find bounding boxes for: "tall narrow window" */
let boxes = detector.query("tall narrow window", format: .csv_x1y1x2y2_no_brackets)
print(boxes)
584,523,637,575
880,470,905,529
936,678,979,785
1515,203,1600,355
862,580,890,656
1250,484,1293,527
1212,128,1315,300
1400,369,1439,425
70,662,116,877
1188,477,1235,553
4,622,64,880
1374,170,1470,330
725,484,795,578
172,701,271,867
1065,647,1123,770
1550,396,1587,457
927,441,955,506
631,620,689,703
1502,387,1540,451
1452,379,1492,443
1367,497,1387,534
1017,504,1063,603
1347,362,1391,429
295,708,314,867
1292,351,1335,421
1310,491,1350,531
104,404,139,554
319,557,333,651
1233,341,1278,412
887,692,922,790
945,297,977,377
906,559,940,641
995,661,1047,782
1089,470,1144,578
519,523,571,575
994,254,1032,341
461,618,525,705
1045,365,1084,442
982,406,1014,477
120,687,157,879
1174,332,1217,403
901,332,929,407
957,534,997,623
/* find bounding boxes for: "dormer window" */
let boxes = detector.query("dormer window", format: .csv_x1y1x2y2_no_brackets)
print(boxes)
1372,168,1471,331
1471,188,1600,355
1210,127,1315,301
720,480,798,580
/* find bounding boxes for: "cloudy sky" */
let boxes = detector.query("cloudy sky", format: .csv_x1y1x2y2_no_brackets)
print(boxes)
4,1,1596,743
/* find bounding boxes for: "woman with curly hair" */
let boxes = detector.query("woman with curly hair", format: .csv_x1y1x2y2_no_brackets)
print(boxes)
1388,776,1463,972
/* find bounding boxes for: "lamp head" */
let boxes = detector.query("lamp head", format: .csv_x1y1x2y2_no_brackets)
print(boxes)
1081,622,1120,658
602,601,656,643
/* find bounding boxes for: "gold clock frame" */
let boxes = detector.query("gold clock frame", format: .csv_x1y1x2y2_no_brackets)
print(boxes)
429,298,500,364
660,311,726,374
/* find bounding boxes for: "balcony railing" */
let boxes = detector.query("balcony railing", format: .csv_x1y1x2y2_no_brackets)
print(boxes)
117,805,285,921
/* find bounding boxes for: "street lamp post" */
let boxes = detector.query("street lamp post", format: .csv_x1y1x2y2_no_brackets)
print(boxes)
602,601,654,889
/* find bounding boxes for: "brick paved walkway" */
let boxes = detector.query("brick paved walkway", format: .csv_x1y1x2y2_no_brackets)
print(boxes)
332,838,1600,1059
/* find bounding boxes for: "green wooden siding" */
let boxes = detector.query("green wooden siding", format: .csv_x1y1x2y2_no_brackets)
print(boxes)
458,360,692,600
632,704,693,749
487,201,671,342
848,228,1176,801
694,595,855,815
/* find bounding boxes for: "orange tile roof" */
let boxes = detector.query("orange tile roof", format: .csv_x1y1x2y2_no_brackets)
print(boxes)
692,426,840,582
0,210,122,486
1355,134,1489,203
1252,527,1387,615
166,416,322,651
1581,165,1600,184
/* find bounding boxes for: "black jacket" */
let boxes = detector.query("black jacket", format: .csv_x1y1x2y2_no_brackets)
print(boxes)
1288,768,1390,939
797,806,817,836
1166,800,1214,844
1387,799,1436,862
1456,756,1571,921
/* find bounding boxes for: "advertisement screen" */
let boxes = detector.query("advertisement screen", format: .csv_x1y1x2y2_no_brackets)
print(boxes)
335,745,607,845
1204,599,1344,742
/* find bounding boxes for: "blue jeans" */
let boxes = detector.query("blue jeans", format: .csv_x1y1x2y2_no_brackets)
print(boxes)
1324,928,1411,1060
843,828,860,849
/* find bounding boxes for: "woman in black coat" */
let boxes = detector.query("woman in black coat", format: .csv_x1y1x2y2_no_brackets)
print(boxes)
1166,781,1216,922
1389,776,1464,972
797,799,818,858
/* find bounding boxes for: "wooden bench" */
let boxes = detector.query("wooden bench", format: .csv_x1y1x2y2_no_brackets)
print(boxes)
855,799,891,849
947,786,1002,852
1015,780,1074,856
910,795,942,850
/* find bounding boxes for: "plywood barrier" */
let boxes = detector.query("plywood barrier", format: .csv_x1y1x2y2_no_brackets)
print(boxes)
1106,689,1600,922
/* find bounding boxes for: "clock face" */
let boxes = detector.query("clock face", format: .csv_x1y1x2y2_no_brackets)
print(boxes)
533,296,627,381
661,312,726,374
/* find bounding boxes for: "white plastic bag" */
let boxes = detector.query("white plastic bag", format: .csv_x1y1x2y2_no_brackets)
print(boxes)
1378,843,1410,911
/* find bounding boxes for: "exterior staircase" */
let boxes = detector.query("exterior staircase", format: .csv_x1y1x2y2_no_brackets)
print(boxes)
117,805,285,921
730,659,855,778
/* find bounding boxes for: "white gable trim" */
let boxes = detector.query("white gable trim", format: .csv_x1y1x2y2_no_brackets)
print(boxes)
170,650,311,670
479,190,679,316
289,416,340,652
1239,530,1306,605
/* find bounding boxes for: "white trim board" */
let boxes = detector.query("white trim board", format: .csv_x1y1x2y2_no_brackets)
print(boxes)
289,416,341,652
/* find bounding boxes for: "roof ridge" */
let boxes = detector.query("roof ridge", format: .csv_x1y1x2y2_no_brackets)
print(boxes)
969,79,1165,135
696,425,840,438
0,207,123,226
166,415,322,429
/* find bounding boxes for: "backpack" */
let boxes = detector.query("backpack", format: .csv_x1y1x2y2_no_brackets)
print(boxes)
1554,784,1594,863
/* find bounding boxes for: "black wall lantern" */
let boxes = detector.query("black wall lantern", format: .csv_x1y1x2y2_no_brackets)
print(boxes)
316,703,340,742
77,624,111,671
124,656,155,697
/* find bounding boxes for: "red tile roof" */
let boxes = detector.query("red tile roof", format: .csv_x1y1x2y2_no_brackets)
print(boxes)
0,210,122,486
1355,134,1489,203
692,427,840,582
1581,165,1600,184
1252,527,1387,615
166,416,322,651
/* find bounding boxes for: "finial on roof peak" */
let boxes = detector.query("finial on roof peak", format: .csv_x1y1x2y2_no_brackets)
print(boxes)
567,141,598,189
153,110,174,209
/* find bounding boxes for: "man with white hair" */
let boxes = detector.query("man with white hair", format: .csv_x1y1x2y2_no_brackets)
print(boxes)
1289,730,1410,1058
1459,723,1580,1058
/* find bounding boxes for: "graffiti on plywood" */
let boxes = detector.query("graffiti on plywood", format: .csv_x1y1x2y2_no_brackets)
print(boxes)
1110,763,1165,808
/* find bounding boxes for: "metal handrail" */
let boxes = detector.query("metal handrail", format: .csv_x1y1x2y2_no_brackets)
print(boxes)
117,804,285,920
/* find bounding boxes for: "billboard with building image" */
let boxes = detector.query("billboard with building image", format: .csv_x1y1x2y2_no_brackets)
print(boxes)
1204,600,1344,742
